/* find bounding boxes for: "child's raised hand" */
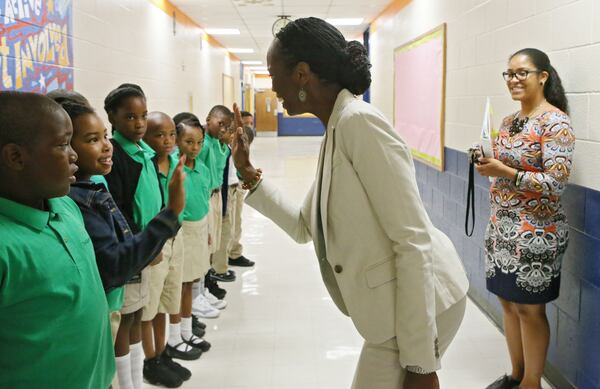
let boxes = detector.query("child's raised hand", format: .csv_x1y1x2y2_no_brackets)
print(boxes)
233,102,244,131
167,155,187,216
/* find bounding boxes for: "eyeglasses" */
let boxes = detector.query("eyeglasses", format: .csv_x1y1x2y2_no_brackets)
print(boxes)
502,69,541,81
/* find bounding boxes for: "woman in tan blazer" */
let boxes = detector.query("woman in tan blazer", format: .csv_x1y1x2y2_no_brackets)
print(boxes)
232,17,470,389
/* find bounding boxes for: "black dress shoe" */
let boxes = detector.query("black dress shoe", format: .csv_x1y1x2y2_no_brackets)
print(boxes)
486,374,521,389
183,335,212,352
160,352,191,381
228,255,255,267
192,324,205,338
164,342,202,361
143,356,183,388
205,273,227,299
192,314,207,329
209,269,236,282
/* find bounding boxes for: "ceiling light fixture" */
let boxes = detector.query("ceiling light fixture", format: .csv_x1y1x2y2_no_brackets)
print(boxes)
242,61,263,65
228,48,255,53
326,18,364,26
205,28,241,35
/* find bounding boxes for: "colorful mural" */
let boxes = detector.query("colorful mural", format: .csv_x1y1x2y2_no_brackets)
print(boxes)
0,0,73,92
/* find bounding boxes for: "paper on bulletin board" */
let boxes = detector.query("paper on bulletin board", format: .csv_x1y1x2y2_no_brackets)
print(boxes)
393,24,446,171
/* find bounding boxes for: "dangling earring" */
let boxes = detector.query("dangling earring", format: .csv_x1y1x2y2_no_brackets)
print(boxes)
298,87,307,103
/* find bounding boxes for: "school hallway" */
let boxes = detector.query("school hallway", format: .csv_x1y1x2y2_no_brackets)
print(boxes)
144,136,552,389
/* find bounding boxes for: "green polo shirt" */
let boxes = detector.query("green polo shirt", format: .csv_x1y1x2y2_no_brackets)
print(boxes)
198,134,217,189
89,175,126,311
179,154,211,221
113,131,162,230
212,140,229,188
0,196,115,389
158,153,179,206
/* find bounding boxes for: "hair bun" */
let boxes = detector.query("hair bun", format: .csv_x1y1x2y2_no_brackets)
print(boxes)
339,40,372,95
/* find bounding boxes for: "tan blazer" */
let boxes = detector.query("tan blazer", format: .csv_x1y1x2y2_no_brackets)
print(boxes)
246,89,469,372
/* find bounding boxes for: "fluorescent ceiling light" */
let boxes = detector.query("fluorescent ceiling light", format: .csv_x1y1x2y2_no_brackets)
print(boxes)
228,48,254,53
205,28,240,35
326,18,364,26
246,66,268,71
242,61,263,65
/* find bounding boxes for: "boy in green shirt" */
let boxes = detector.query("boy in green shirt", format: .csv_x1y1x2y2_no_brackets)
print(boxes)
0,91,114,389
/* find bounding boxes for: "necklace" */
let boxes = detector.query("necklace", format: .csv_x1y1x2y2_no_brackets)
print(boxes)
509,100,547,136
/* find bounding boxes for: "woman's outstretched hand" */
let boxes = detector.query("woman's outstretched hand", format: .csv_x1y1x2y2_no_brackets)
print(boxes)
232,102,258,182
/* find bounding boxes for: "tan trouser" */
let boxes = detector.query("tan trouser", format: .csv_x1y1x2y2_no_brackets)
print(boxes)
208,190,222,255
213,185,237,274
351,297,467,389
228,185,246,259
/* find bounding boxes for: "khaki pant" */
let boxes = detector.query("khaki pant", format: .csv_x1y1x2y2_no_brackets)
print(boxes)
141,232,184,321
213,185,238,274
351,297,467,389
228,185,246,259
208,190,222,255
181,218,210,283
120,267,150,315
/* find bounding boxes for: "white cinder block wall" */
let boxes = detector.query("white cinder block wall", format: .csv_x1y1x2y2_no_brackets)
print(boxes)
370,0,600,191
73,0,241,123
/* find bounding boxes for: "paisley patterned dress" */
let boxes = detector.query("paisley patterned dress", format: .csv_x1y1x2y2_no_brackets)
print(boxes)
485,109,575,304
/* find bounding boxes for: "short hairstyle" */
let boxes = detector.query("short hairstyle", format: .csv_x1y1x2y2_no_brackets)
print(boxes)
241,111,253,118
208,105,233,118
104,83,146,114
46,89,90,106
173,112,199,126
0,91,68,147
147,112,175,133
176,118,205,137
276,17,371,95
48,91,95,121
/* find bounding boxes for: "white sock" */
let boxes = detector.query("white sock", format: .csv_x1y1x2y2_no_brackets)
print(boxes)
168,323,181,347
130,342,144,389
116,354,134,389
192,281,202,300
181,317,193,340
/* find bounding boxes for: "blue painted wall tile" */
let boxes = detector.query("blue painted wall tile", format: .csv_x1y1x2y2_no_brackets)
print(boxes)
556,310,579,385
577,370,600,389
450,176,467,205
555,270,581,321
563,184,586,232
456,151,470,180
579,281,600,386
444,147,458,176
584,188,600,239
438,171,451,194
581,234,600,288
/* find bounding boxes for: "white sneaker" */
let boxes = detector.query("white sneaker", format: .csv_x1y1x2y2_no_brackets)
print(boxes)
204,288,227,310
192,294,220,318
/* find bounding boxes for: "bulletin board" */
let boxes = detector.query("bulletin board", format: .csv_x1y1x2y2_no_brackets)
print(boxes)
394,23,446,171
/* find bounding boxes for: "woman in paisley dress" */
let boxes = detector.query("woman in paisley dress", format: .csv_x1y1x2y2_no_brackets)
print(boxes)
476,48,575,389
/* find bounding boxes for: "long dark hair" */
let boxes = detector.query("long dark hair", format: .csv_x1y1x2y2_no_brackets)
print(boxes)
276,17,371,96
510,48,569,114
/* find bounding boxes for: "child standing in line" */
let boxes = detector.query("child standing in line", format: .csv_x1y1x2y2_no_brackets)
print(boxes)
103,84,163,389
141,112,202,386
165,119,213,360
0,91,114,389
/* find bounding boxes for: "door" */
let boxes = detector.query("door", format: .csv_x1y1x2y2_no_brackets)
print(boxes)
255,89,278,133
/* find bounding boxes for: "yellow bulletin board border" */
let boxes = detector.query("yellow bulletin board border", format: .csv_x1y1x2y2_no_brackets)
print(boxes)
393,23,447,172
